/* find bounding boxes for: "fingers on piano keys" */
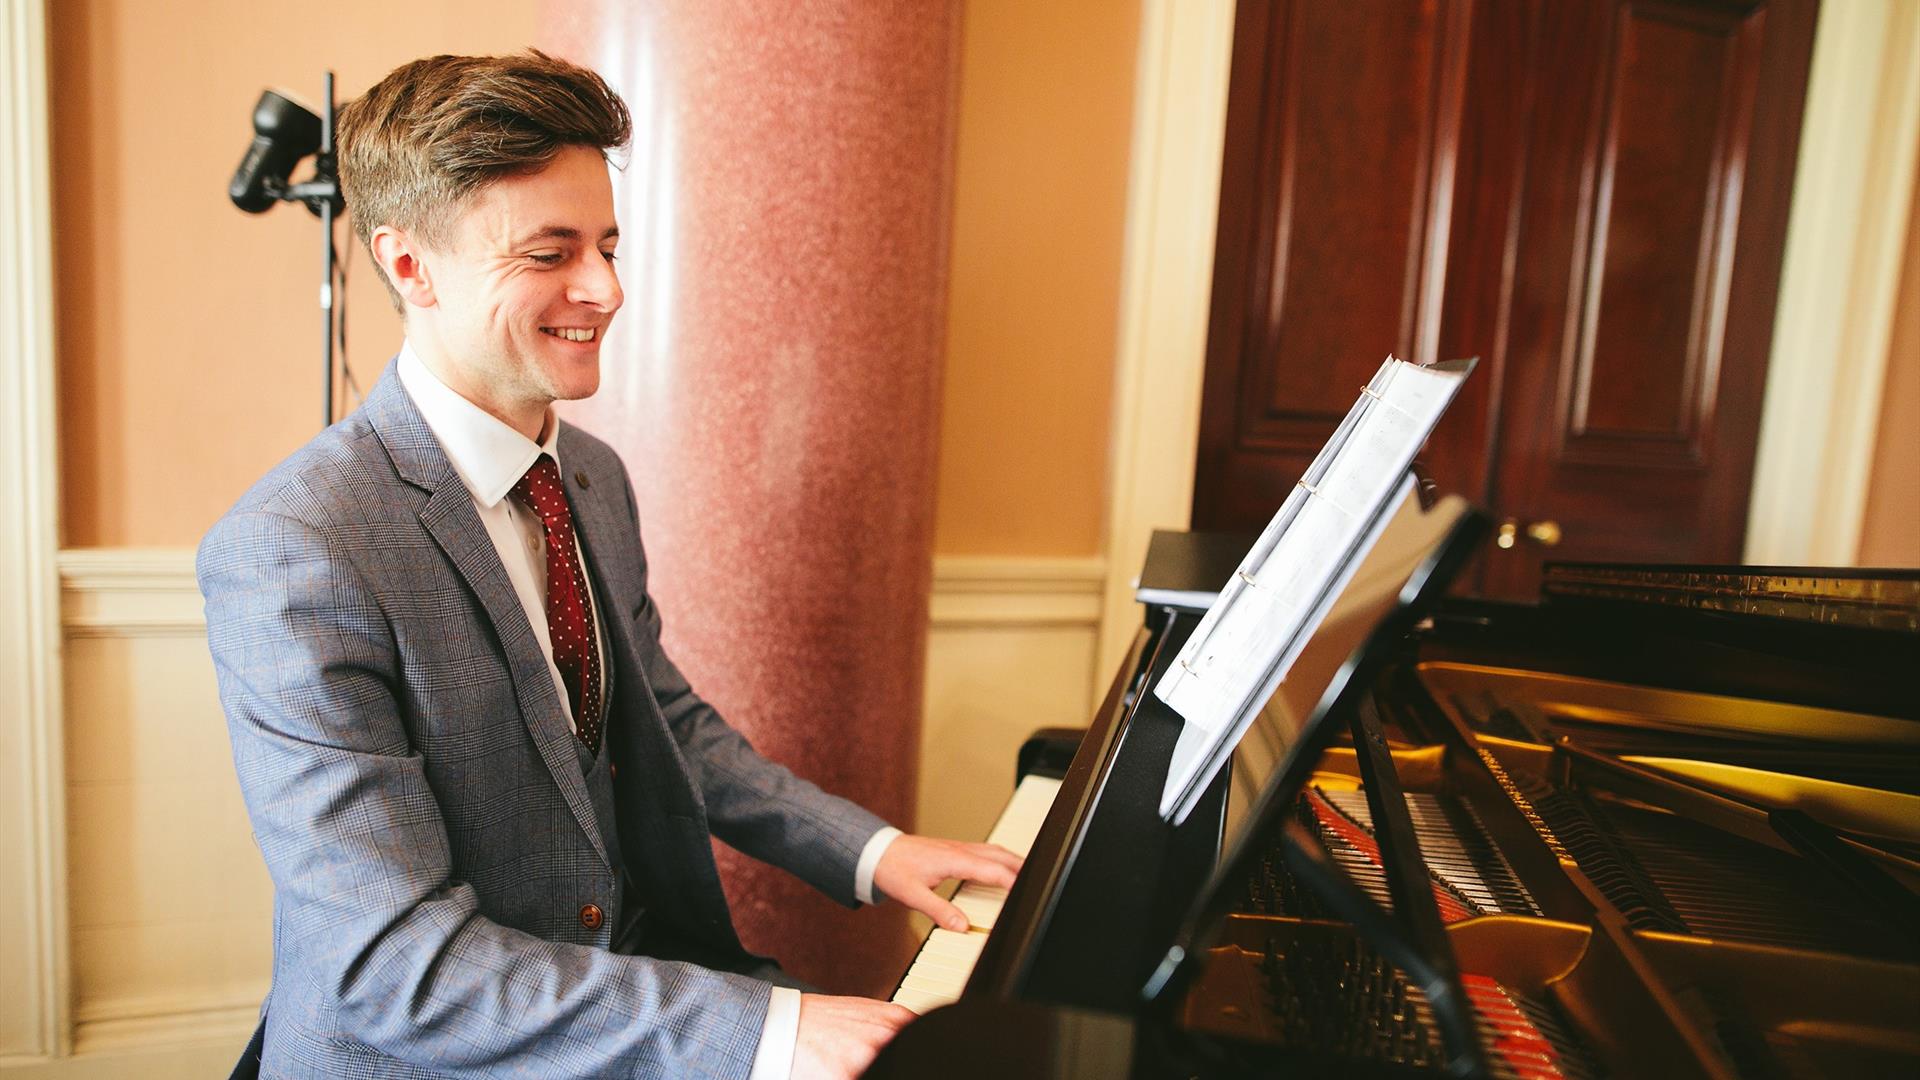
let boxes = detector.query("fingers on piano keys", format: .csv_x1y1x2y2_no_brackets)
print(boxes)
889,774,1062,1015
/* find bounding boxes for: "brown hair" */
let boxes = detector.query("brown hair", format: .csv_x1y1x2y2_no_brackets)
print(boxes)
335,50,632,309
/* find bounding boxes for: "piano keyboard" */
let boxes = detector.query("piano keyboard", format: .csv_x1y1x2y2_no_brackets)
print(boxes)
890,772,1062,1014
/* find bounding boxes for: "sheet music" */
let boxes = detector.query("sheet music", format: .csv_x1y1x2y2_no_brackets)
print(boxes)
1154,356,1474,821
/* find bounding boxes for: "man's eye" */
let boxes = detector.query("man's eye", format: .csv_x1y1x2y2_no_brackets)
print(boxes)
600,250,619,263
528,253,564,265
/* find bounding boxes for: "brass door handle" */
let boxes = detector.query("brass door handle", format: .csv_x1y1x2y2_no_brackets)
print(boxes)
1497,519,1563,549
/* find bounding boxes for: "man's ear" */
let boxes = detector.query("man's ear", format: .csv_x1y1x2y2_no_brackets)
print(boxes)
368,225,437,310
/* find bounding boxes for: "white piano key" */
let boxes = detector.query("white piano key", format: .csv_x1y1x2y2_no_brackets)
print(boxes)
902,971,968,996
892,986,954,1015
951,890,1007,931
922,927,986,957
900,968,968,996
984,775,1061,853
896,959,967,991
915,954,979,984
905,955,972,978
900,972,964,997
907,951,975,974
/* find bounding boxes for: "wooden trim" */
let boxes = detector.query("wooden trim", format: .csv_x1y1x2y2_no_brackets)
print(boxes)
1096,0,1238,688
1747,0,1920,565
1,0,71,1059
52,549,1107,634
69,997,261,1058
0,1044,242,1080
57,549,207,638
930,556,1106,629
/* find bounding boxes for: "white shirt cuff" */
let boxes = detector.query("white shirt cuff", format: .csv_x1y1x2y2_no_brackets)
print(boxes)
854,826,903,905
748,986,802,1080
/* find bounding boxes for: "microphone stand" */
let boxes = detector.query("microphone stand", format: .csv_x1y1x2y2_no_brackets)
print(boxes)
279,72,343,427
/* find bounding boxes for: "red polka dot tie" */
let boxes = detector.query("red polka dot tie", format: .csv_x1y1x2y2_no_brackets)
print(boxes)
512,455,603,755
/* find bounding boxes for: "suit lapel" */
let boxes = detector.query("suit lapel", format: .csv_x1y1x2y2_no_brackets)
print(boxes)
557,433,639,613
559,426,703,818
365,367,611,867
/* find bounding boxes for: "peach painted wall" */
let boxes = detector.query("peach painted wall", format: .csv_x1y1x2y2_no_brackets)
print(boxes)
54,0,1142,560
932,0,1141,556
1858,166,1920,567
52,0,536,547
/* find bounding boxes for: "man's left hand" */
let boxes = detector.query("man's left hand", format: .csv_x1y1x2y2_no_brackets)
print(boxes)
872,834,1022,931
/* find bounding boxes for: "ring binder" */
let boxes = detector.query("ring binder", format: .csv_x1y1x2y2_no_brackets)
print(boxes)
1153,356,1479,824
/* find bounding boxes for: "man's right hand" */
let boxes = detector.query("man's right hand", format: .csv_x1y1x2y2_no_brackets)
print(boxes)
791,994,915,1079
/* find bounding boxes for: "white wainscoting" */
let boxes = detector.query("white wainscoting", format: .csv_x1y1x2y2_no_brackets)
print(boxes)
919,556,1109,844
7,548,1109,1076
48,549,270,1077
0,547,255,1078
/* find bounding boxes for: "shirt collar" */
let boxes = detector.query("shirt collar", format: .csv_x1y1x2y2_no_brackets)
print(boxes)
397,340,561,508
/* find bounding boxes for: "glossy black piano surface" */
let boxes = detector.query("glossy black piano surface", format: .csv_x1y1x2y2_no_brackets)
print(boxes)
869,552,1920,1079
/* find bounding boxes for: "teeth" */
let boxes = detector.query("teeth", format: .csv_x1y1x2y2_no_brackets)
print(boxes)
545,327,595,343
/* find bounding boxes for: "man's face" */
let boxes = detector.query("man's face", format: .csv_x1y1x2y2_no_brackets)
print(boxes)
404,145,623,430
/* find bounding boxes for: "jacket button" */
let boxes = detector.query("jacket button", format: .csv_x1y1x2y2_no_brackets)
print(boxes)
609,763,618,780
580,904,604,931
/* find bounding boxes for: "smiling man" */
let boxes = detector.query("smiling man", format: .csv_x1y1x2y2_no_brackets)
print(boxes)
199,52,1015,1080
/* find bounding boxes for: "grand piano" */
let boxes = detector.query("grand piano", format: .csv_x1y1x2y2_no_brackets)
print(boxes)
870,498,1920,1078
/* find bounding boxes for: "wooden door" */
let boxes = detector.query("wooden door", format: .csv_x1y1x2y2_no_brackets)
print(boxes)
1193,0,1476,530
1192,0,1819,599
1479,0,1817,596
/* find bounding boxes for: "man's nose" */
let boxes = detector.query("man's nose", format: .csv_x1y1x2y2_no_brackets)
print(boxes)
569,252,624,312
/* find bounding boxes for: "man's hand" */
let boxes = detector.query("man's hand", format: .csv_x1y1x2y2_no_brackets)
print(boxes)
872,834,1022,932
792,994,914,1079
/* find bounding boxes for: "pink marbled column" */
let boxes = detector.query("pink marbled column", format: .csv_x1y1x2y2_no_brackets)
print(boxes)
541,2,960,996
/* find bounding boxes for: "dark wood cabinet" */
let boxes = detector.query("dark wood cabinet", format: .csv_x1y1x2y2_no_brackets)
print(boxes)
1192,0,1819,598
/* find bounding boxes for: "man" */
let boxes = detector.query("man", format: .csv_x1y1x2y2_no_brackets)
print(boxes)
200,51,1016,1079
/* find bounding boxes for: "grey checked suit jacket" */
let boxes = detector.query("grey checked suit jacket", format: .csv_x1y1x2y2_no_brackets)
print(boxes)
199,365,888,1079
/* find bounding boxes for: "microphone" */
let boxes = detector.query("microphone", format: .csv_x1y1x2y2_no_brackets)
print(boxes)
229,90,323,213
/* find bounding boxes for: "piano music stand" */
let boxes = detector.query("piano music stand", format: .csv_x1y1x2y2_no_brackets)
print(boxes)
1140,509,1494,1078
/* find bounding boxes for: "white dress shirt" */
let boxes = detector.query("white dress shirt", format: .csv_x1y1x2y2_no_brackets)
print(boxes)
397,344,899,1079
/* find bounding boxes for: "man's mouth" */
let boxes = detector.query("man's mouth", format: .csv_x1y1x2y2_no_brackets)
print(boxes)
541,327,597,343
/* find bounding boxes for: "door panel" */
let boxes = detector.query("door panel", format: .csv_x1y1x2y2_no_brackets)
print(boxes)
1195,0,1471,529
1576,7,1744,447
1249,0,1438,431
1484,0,1816,597
1193,0,1818,600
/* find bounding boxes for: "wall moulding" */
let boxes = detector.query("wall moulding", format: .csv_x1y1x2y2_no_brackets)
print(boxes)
54,548,1103,635
58,549,206,638
929,556,1106,628
70,998,261,1058
4,0,72,1060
